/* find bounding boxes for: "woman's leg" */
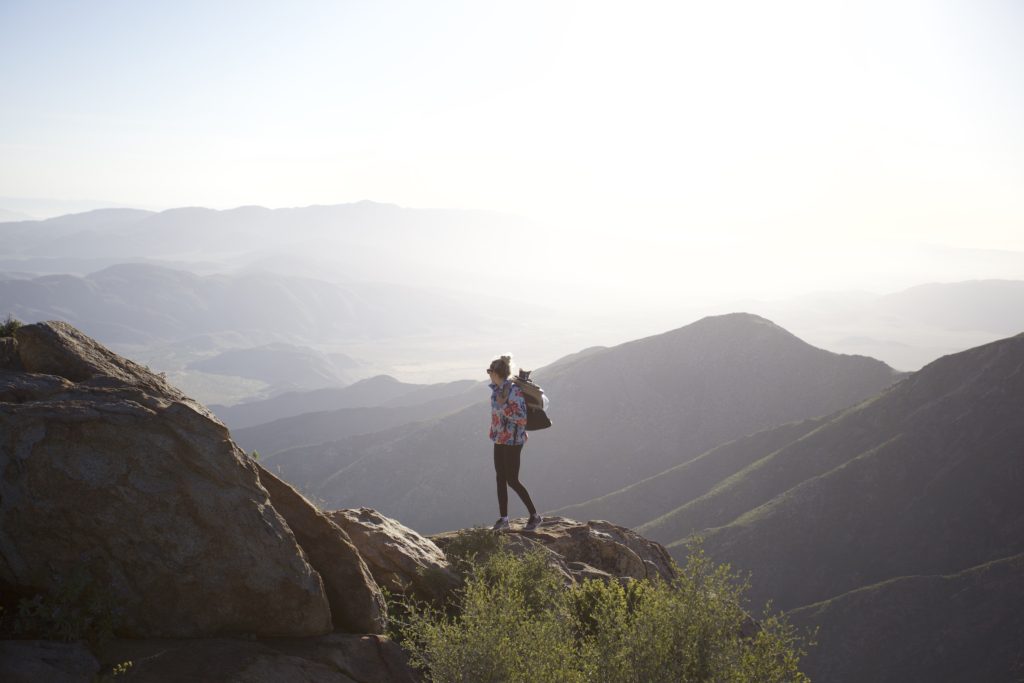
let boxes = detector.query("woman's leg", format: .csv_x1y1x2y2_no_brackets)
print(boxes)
501,444,537,516
494,443,510,517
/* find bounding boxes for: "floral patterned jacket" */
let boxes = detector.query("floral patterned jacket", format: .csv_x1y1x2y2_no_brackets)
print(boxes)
489,379,528,445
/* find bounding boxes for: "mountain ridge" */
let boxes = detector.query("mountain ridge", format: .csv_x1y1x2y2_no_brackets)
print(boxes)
657,330,1024,611
270,313,900,533
790,552,1024,682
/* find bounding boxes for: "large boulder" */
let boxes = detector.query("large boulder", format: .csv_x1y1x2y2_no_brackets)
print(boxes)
432,517,676,585
328,508,460,603
0,322,354,637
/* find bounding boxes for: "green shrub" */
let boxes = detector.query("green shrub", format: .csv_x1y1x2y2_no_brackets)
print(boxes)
0,314,22,337
393,549,584,683
441,526,507,575
389,542,812,683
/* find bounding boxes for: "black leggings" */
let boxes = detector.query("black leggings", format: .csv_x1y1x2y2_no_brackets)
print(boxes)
493,443,537,517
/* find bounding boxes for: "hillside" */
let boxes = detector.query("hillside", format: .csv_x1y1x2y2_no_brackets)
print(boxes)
188,343,355,393
0,262,529,405
232,388,481,456
790,553,1024,683
644,332,1024,613
212,375,480,430
552,417,826,528
270,313,900,533
0,263,487,345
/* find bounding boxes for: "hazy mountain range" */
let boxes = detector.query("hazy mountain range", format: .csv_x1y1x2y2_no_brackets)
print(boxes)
0,202,528,286
188,344,359,392
0,261,538,403
226,377,482,455
0,208,33,223
4,204,1024,389
261,313,900,534
0,262,494,345
0,196,144,221
211,374,476,430
745,279,1024,370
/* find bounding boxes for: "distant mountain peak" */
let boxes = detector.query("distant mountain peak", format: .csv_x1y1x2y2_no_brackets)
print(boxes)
640,312,807,351
352,375,403,386
37,207,155,227
691,312,780,328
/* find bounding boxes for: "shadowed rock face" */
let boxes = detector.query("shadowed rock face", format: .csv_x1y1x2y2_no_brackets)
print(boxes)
0,322,381,638
257,469,386,634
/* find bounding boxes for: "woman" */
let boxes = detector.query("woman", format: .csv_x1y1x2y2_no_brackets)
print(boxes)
487,355,542,531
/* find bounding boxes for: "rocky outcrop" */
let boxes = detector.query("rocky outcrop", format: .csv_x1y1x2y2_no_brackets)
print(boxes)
328,508,460,603
258,469,386,634
0,322,380,638
11,322,209,417
432,516,676,585
93,634,420,683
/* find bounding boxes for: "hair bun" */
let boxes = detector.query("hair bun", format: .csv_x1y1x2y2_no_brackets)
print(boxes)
500,355,511,363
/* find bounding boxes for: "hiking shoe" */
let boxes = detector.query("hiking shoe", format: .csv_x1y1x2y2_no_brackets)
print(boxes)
492,517,510,532
524,514,543,531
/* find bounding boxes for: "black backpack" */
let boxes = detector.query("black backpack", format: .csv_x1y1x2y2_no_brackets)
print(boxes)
511,369,552,431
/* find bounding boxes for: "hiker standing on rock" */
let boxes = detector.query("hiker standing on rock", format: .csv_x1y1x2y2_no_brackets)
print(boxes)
487,355,542,532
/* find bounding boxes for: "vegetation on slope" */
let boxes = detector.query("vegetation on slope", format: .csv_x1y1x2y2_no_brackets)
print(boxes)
388,533,812,683
553,417,825,529
789,553,1024,683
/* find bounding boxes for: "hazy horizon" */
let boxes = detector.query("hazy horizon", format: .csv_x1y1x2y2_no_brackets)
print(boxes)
4,1,1022,239
3,1,1024,394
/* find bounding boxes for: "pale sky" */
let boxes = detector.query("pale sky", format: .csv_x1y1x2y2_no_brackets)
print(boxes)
2,0,1023,283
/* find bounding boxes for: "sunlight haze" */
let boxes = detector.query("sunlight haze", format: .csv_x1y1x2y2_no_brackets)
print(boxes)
4,1,1022,242
2,0,1023,379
